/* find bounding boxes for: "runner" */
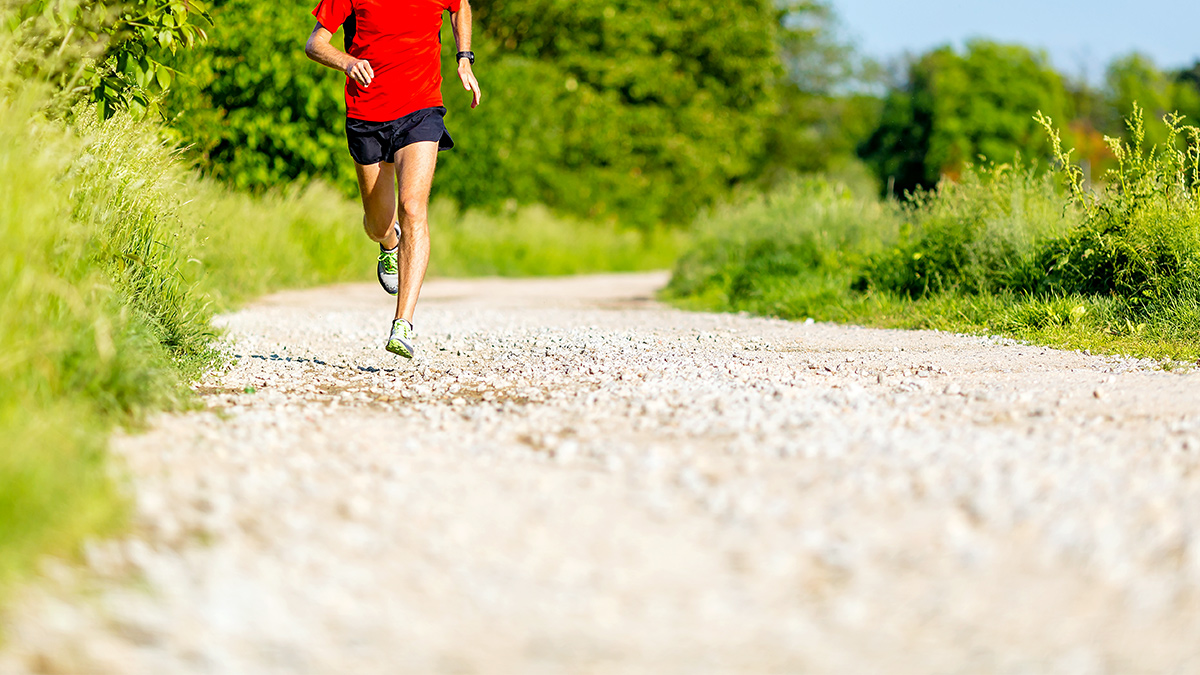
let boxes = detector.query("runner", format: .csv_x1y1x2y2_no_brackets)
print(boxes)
304,0,481,359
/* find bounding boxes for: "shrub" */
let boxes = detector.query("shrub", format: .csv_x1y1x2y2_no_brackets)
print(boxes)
165,0,353,193
0,94,182,594
12,0,212,118
0,82,363,601
1031,107,1200,304
667,105,1200,359
665,177,897,314
858,162,1076,297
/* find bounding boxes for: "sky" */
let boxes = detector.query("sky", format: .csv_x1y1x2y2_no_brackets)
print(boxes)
831,0,1200,81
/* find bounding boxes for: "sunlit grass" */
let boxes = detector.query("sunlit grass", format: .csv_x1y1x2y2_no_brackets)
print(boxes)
431,201,682,277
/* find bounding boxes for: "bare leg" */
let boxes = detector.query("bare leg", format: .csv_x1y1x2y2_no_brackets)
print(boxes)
354,161,400,249
392,141,439,323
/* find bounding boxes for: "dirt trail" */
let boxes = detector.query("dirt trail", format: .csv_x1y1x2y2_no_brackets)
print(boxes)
4,272,1200,672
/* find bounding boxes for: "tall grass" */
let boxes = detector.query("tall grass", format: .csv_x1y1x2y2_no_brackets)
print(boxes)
430,201,682,277
0,96,371,598
0,94,157,595
668,177,897,321
666,109,1200,361
857,163,1075,296
180,181,364,309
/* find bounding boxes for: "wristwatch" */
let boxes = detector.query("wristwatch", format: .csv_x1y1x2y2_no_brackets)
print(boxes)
456,51,475,65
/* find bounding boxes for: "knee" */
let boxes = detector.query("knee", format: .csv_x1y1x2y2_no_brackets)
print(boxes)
399,197,428,226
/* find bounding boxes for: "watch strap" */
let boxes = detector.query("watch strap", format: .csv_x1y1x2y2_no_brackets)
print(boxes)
456,51,475,65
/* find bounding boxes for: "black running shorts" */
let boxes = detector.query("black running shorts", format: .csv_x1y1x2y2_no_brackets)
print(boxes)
345,106,453,165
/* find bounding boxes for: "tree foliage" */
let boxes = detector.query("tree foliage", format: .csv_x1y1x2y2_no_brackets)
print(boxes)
436,0,786,224
12,0,210,118
165,0,352,192
1103,54,1200,149
759,1,881,179
164,0,798,225
859,41,1068,197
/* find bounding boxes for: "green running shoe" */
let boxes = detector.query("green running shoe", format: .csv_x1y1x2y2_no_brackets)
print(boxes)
386,318,415,358
377,223,400,296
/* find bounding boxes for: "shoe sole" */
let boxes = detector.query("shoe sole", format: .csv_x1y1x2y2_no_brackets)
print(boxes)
378,269,399,296
386,338,413,359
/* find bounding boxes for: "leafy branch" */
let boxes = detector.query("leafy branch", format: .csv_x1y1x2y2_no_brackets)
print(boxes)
14,0,211,118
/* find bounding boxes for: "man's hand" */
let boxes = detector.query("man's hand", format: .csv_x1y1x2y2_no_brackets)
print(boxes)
458,58,481,108
346,58,375,88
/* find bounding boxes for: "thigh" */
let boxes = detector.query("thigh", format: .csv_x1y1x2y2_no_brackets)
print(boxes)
394,141,439,206
354,160,397,222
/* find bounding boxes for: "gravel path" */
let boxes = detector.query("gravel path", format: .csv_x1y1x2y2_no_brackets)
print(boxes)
4,272,1200,673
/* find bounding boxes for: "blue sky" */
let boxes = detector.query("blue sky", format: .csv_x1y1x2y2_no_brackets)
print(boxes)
831,0,1200,80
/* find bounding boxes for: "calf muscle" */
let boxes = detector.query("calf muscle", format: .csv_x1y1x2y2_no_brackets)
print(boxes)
355,161,399,247
393,141,439,322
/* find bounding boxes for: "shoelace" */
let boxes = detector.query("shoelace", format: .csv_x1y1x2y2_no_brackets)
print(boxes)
377,248,398,274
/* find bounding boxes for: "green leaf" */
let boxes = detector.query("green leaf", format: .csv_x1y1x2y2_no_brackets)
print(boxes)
133,63,149,89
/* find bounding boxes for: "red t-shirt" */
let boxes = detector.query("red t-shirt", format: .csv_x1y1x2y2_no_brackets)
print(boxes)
312,0,461,122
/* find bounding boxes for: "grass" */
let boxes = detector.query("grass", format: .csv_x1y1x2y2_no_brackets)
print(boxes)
1,94,148,596
430,201,682,277
665,108,1200,363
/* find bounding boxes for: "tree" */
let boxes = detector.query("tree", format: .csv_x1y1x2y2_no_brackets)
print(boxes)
1173,61,1200,128
1105,53,1175,147
165,0,787,225
859,41,1068,197
444,0,784,225
759,0,883,178
1103,54,1200,149
164,0,353,192
14,0,211,118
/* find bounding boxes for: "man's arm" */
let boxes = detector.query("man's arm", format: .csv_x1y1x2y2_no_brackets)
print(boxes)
305,22,374,88
450,1,481,108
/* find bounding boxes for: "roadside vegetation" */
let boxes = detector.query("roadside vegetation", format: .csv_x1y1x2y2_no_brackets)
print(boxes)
0,91,361,601
667,108,1200,362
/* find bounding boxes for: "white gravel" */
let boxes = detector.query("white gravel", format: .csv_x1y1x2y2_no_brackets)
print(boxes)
4,271,1200,673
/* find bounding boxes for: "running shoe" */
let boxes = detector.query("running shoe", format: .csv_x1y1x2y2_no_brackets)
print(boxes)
386,318,415,358
377,223,400,296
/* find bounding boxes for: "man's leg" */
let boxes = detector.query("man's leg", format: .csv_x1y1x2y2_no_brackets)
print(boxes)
393,141,439,323
354,160,400,250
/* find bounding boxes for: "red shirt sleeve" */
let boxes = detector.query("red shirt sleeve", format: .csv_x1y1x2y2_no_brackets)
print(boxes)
312,0,353,32
447,0,462,12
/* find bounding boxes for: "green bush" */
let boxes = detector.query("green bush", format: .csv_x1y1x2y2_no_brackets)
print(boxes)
0,88,364,601
12,0,212,118
166,0,353,193
665,177,897,317
667,106,1200,360
0,93,184,594
1032,108,1200,301
859,163,1075,297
